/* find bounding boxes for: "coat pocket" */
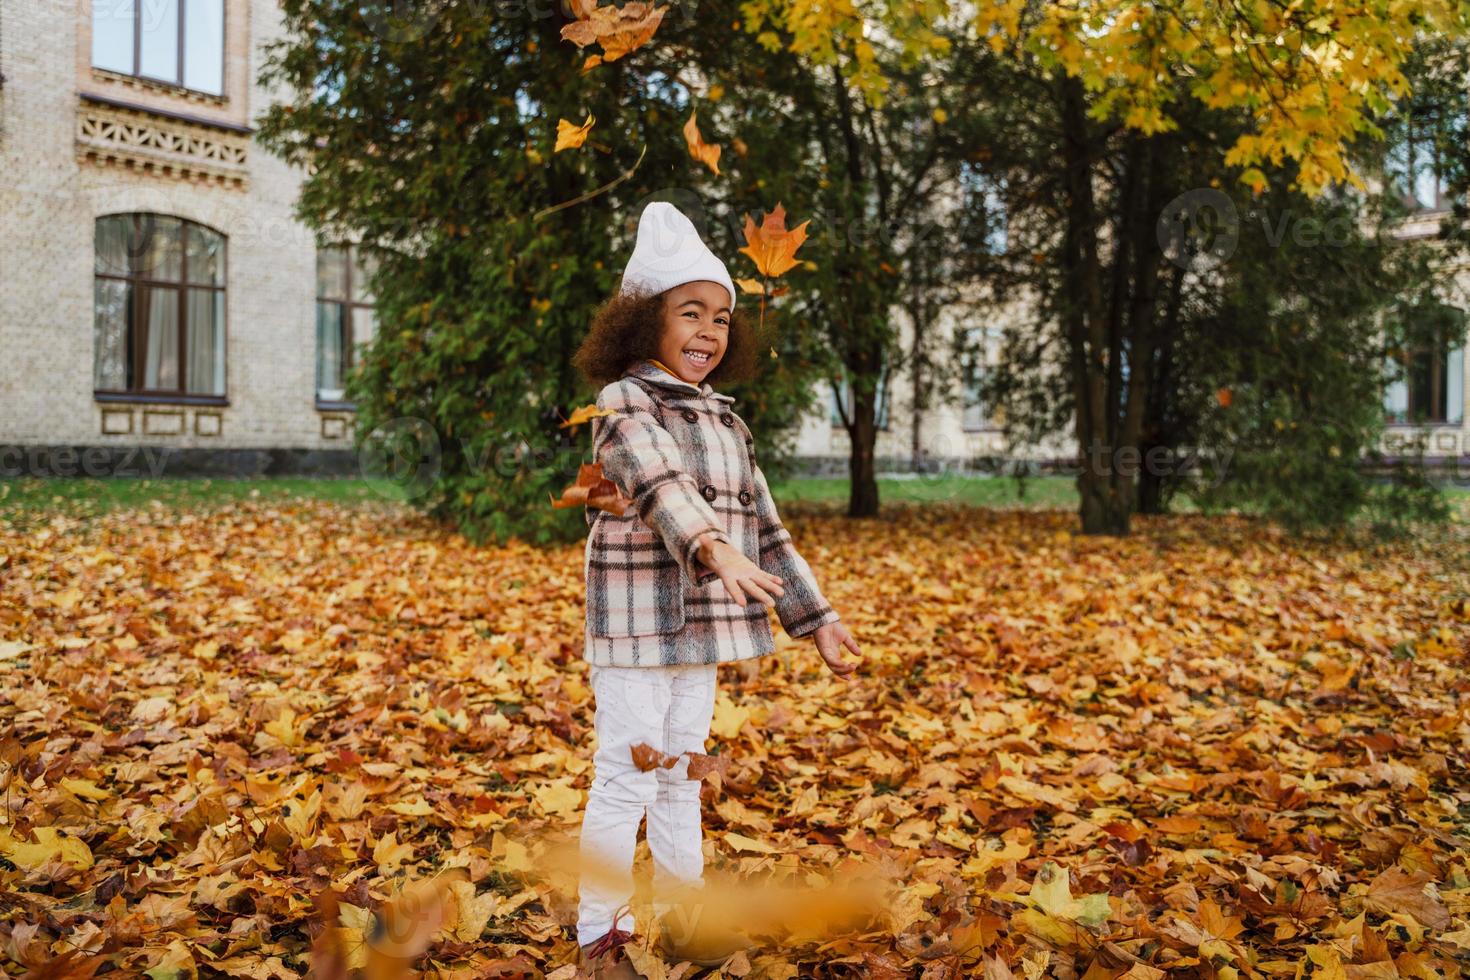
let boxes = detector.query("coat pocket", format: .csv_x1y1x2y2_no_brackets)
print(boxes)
585,518,687,638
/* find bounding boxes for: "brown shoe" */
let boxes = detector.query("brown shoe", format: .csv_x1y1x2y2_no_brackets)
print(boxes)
655,895,750,967
579,925,641,980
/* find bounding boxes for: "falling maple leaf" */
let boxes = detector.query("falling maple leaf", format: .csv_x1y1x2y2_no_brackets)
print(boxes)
554,114,595,152
550,462,630,515
740,203,810,279
559,0,666,63
559,402,617,429
683,109,721,175
631,742,680,771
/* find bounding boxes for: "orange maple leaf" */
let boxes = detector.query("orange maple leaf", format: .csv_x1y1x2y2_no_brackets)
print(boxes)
740,203,810,279
559,1,666,63
631,742,679,771
550,463,630,516
559,403,617,429
683,110,721,176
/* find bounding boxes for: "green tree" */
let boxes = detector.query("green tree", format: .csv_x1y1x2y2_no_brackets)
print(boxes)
956,41,1466,534
255,0,826,544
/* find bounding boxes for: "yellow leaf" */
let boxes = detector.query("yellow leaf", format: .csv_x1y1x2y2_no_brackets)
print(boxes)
262,707,302,748
560,403,617,429
337,902,373,971
388,796,435,817
0,826,94,870
555,115,595,153
449,880,499,943
710,692,750,739
373,830,415,871
724,832,777,854
492,832,534,873
60,777,111,801
535,778,584,815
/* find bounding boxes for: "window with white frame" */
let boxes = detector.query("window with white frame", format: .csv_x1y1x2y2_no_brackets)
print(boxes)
92,0,225,96
830,365,890,431
94,213,226,399
316,244,378,405
1385,306,1465,424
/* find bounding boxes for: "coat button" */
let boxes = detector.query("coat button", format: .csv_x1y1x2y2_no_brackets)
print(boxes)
701,484,718,502
720,413,735,427
681,408,699,423
738,488,752,506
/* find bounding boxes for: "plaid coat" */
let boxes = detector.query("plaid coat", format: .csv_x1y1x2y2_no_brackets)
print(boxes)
583,359,841,667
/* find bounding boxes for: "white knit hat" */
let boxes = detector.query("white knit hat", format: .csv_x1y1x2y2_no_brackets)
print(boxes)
619,202,737,311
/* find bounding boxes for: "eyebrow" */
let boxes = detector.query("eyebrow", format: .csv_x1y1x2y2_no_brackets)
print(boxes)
677,299,731,315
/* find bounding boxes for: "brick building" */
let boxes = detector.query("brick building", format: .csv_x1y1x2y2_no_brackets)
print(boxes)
0,0,366,477
0,1,1464,483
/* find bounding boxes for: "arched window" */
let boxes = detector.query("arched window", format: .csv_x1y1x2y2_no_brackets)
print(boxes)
94,214,226,400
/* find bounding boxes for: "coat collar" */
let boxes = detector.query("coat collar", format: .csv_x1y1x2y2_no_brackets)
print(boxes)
623,358,735,403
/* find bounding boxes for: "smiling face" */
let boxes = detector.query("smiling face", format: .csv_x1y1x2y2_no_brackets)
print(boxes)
655,280,731,384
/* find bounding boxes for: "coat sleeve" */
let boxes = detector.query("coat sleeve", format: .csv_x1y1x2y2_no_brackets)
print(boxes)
592,380,728,588
748,455,841,638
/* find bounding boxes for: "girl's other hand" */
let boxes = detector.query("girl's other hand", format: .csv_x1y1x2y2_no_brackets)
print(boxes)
696,534,785,608
813,620,861,681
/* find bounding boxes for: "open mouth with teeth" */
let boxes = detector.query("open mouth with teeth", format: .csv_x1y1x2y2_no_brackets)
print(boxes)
682,349,714,368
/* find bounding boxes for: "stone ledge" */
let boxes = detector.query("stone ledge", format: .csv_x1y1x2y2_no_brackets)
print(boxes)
76,94,249,188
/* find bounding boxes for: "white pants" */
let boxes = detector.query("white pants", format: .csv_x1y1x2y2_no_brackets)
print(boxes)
576,662,719,947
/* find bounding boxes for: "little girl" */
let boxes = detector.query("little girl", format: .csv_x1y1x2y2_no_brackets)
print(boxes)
569,202,862,976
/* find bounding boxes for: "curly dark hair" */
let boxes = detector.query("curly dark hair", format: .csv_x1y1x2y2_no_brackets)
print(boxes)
572,285,763,390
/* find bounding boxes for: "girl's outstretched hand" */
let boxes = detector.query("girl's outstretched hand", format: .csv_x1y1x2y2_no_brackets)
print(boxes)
813,620,861,681
695,533,785,608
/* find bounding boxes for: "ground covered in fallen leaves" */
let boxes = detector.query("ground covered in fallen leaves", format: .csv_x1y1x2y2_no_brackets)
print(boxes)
2,499,1468,979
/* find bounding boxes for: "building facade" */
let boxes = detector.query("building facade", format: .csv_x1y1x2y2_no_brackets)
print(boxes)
1,0,369,477
0,0,1465,482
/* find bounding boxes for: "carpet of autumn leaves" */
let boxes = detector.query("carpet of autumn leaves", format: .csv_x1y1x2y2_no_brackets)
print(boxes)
2,498,1469,980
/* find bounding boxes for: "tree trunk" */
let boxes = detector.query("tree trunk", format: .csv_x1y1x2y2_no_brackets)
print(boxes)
1136,263,1185,514
1058,76,1132,536
1079,477,1131,535
848,399,880,517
